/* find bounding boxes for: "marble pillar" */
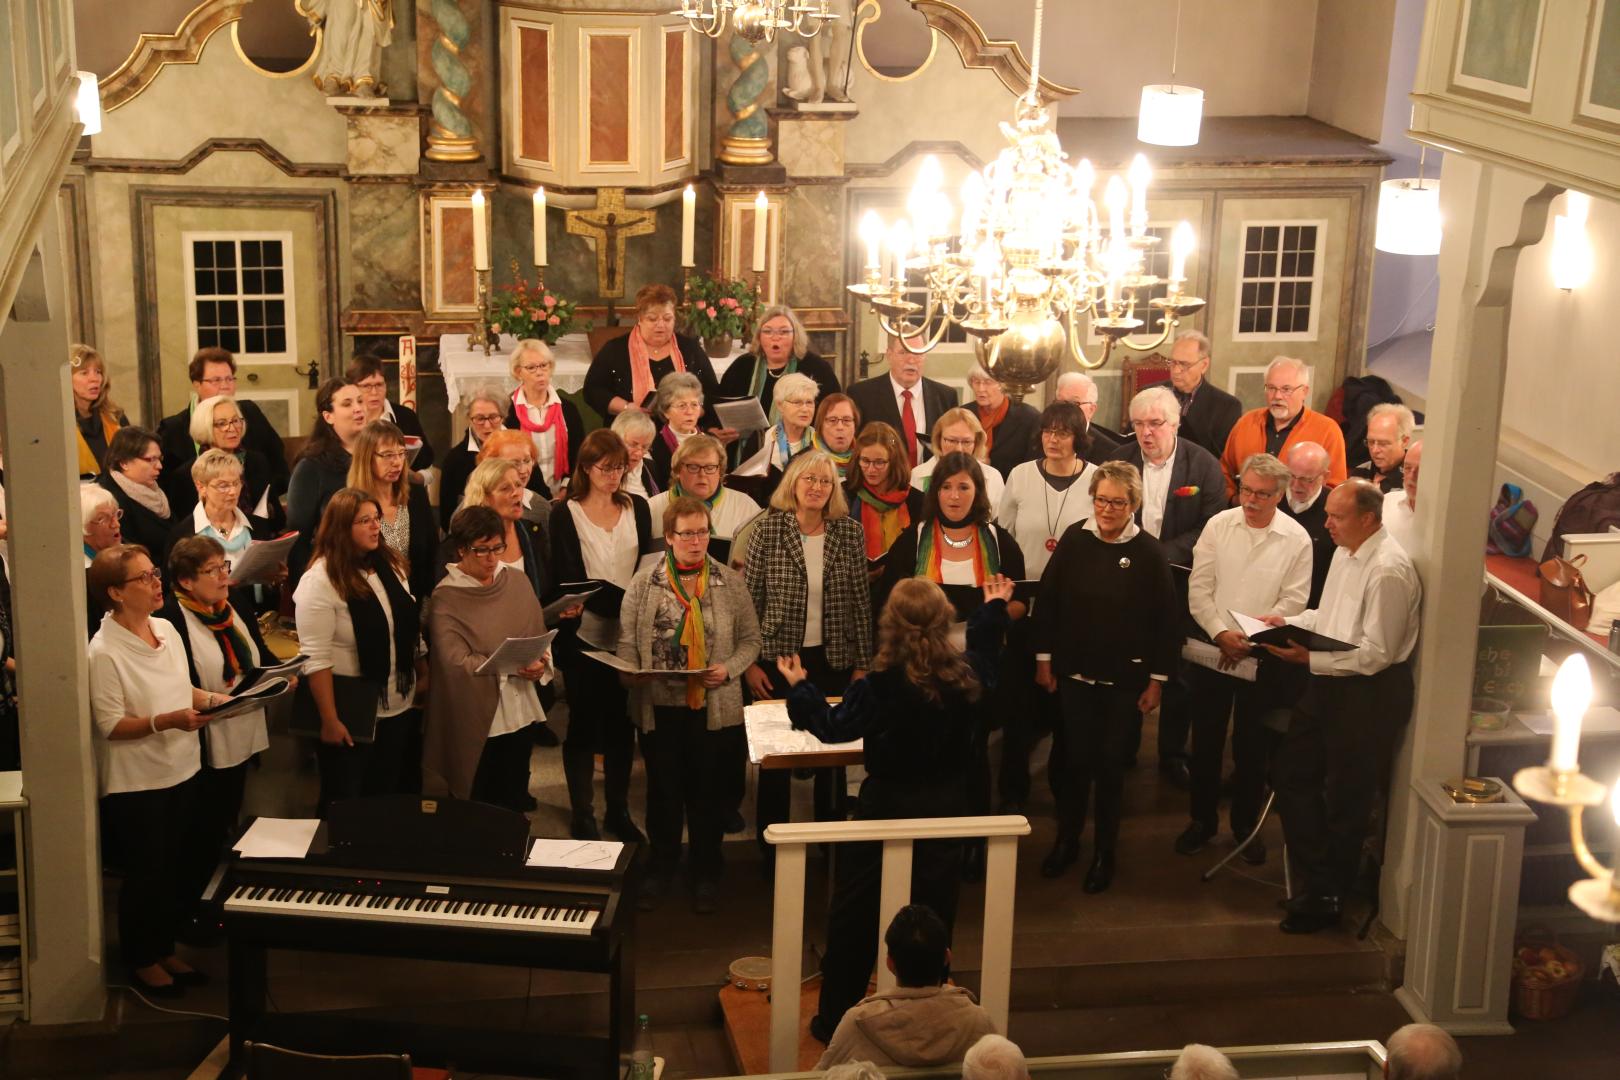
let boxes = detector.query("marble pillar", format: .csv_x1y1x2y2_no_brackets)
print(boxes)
348,183,423,311
719,34,774,167
422,0,479,162
342,104,422,176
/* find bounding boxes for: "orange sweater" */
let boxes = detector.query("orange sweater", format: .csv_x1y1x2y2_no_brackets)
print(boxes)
1219,406,1347,499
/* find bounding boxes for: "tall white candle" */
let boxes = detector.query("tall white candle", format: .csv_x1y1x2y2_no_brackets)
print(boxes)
1105,176,1127,243
680,184,696,268
532,187,547,267
859,210,883,271
1128,154,1151,237
752,191,769,273
471,189,489,271
1170,220,1194,283
1550,654,1591,773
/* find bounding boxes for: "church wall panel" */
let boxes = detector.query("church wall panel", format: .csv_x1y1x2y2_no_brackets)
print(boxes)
516,23,553,168
662,27,688,168
583,30,635,170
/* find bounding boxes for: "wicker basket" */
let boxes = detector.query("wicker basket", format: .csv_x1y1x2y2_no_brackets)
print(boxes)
1513,938,1583,1021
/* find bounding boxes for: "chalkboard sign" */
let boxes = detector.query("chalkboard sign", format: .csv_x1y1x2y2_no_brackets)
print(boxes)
1473,624,1548,707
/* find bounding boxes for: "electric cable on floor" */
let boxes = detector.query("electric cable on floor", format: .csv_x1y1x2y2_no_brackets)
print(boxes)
108,982,229,1022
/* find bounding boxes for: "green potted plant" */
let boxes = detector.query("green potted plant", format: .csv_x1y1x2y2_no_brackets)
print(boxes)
683,273,761,356
493,260,589,345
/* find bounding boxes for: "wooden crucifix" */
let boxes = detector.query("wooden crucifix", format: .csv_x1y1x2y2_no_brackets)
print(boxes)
564,188,656,325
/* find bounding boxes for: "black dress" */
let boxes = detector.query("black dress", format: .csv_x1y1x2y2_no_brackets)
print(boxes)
717,351,842,463
583,333,722,428
285,450,351,586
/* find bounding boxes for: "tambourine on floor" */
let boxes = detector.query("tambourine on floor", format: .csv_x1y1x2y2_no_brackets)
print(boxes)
721,969,849,1074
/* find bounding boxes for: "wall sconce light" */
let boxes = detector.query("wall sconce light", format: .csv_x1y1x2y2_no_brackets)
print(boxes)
1551,191,1593,291
74,72,101,136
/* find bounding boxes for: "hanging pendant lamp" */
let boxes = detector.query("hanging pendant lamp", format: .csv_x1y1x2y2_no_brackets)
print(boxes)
1138,0,1203,146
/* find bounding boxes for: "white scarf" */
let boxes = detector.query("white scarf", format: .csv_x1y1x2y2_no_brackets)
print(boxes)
110,470,171,520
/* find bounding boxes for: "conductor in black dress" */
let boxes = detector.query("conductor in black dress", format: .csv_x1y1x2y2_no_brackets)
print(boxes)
582,283,733,442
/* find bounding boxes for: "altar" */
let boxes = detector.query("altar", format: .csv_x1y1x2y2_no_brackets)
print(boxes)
439,333,746,414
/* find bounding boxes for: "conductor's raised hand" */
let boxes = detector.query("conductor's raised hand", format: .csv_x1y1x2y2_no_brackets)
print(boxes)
982,574,1015,605
774,653,808,688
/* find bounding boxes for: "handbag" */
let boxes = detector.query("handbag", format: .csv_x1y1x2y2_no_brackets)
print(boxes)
288,673,383,744
1488,483,1538,558
1538,553,1595,629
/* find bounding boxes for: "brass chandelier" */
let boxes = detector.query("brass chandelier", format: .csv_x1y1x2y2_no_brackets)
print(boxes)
673,0,837,42
846,0,1204,399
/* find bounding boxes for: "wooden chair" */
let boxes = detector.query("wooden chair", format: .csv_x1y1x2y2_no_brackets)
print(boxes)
1118,351,1173,431
586,324,633,360
242,1041,416,1080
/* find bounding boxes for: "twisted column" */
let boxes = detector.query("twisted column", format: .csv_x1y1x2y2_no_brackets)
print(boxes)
719,33,773,166
425,0,479,162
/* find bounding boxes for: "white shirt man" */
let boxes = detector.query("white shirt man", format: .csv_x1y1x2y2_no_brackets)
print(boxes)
1381,440,1421,554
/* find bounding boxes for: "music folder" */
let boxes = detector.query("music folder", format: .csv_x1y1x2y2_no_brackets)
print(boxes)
938,580,1040,621
1230,610,1357,652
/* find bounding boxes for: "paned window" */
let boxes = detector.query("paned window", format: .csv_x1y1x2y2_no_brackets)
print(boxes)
184,233,296,362
1234,222,1322,340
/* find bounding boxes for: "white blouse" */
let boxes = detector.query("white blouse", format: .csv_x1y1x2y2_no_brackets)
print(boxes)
87,615,201,796
293,561,415,718
570,500,641,649
996,458,1097,579
801,532,825,649
178,604,270,769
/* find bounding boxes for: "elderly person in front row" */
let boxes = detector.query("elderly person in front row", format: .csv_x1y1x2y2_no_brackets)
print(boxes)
963,1035,1029,1080
1177,453,1312,864
1259,479,1421,934
911,407,1006,507
1385,1022,1462,1080
441,388,510,528
618,496,760,914
1168,1044,1239,1080
1035,461,1178,893
648,371,707,491
504,339,583,497
87,544,215,997
424,506,551,812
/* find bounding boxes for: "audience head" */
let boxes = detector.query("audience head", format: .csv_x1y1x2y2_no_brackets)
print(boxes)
1128,386,1181,465
347,419,410,502
924,451,990,527
1038,401,1090,465
192,448,245,515
610,410,656,475
664,495,713,566
190,394,247,451
1402,440,1423,509
89,544,161,616
1384,1022,1461,1080
1054,371,1099,421
815,393,861,455
478,429,538,492
1168,1043,1239,1080
967,362,1008,411
345,354,394,423
305,377,367,460
1284,441,1331,509
852,422,909,493
448,504,507,581
1365,403,1415,475
774,372,820,438
462,457,525,522
81,484,123,552
883,334,927,389
1325,478,1384,552
1090,460,1143,541
69,343,116,419
820,1064,886,1080
1263,356,1311,426
883,903,951,987
1236,453,1289,529
634,283,679,351
104,426,163,486
466,388,509,447
932,407,987,462
189,347,239,400
656,371,705,433
508,339,556,401
962,1034,1028,1080
752,304,809,364
670,434,727,500
569,429,632,504
168,535,231,606
772,449,848,519
1168,330,1213,395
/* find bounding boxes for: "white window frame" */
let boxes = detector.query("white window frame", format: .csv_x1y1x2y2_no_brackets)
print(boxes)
1086,222,1179,348
1231,219,1326,344
182,231,298,365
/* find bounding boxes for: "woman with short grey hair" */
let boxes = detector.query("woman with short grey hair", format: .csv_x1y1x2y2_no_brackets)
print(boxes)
650,371,706,490
719,303,840,465
441,387,512,528
612,408,660,498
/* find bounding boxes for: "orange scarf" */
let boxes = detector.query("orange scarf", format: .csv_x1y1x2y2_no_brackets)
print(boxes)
629,327,686,411
977,398,1010,453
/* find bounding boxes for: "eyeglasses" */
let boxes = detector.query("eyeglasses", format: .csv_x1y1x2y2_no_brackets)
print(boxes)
136,453,163,465
213,416,245,430
857,457,890,470
798,476,835,489
353,514,381,527
198,375,237,387
197,563,231,578
122,568,162,586
782,397,816,408
1263,383,1305,396
207,479,243,492
1042,428,1075,439
592,462,627,475
1093,496,1131,512
1130,419,1169,432
672,528,710,541
468,542,507,557
376,449,410,462
1237,483,1281,500
356,379,388,392
90,509,125,525
669,398,703,410
940,437,977,451
822,416,856,427
680,463,721,477
759,327,794,337
518,363,551,375
1167,359,1202,372
469,412,504,425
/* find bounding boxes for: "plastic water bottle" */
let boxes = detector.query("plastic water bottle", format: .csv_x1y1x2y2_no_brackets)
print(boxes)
629,1013,654,1080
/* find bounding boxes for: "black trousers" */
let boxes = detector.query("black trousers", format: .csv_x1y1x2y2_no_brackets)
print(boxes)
816,827,963,1029
558,650,635,816
1133,662,1191,766
472,727,534,813
1275,663,1413,898
1187,665,1271,836
756,646,849,851
1052,679,1141,853
994,623,1058,807
101,775,203,969
640,707,740,880
182,759,250,910
315,708,412,816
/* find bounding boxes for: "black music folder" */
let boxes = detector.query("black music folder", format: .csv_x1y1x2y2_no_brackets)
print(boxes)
1230,610,1357,652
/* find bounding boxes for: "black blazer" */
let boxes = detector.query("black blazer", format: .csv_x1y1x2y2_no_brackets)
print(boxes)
1082,423,1122,466
583,333,722,428
1034,525,1178,690
285,450,351,587
97,472,178,565
1282,488,1334,607
157,398,290,506
1178,381,1244,460
1104,438,1228,568
980,402,1041,479
502,394,586,492
874,519,1024,615
845,375,959,462
386,401,436,472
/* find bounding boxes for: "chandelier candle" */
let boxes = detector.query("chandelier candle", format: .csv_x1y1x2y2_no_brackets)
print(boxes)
1550,653,1591,777
1170,222,1194,283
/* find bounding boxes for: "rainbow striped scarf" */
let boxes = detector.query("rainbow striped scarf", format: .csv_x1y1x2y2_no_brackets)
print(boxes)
914,520,1001,585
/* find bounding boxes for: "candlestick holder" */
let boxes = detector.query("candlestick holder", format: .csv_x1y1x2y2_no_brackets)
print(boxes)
467,267,499,356
1512,764,1620,923
534,265,546,293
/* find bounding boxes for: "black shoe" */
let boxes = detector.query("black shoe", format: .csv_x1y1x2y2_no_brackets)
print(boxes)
1159,761,1191,790
1083,851,1116,894
808,1013,836,1045
165,966,210,988
1237,835,1267,866
570,814,601,840
532,724,560,747
1041,839,1080,878
1279,894,1341,933
603,811,645,844
638,874,666,912
1174,822,1216,856
127,971,184,1000
723,811,746,835
961,844,986,883
692,879,718,915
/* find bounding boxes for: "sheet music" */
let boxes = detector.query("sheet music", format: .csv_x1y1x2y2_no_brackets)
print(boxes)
581,649,702,678
541,588,600,623
203,677,292,720
228,532,297,585
744,700,862,764
734,440,771,477
1181,638,1258,682
234,817,320,860
714,397,770,435
474,630,559,675
526,838,624,870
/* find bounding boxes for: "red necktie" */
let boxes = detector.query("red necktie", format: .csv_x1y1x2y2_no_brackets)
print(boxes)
901,388,918,466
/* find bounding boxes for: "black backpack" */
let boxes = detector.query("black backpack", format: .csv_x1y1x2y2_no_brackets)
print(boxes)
1541,472,1620,561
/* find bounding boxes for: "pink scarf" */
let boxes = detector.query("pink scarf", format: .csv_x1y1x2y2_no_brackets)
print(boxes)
512,388,569,478
629,326,685,410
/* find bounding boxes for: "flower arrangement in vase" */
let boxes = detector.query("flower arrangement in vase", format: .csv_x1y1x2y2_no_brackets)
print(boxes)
683,273,762,356
492,261,589,345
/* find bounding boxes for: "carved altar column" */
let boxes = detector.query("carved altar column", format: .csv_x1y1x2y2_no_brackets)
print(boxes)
718,33,774,167
422,0,481,162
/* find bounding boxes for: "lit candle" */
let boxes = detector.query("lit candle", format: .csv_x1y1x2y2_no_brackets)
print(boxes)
859,210,884,271
752,191,769,272
471,188,489,272
1550,654,1592,773
1128,153,1151,236
1104,176,1127,243
680,185,696,268
889,220,912,289
532,187,547,267
1170,220,1194,283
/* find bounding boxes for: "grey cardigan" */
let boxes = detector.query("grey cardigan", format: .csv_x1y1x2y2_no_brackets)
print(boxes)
617,557,762,731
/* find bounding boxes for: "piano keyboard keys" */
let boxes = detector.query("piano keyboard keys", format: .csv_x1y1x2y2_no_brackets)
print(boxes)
224,884,600,936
